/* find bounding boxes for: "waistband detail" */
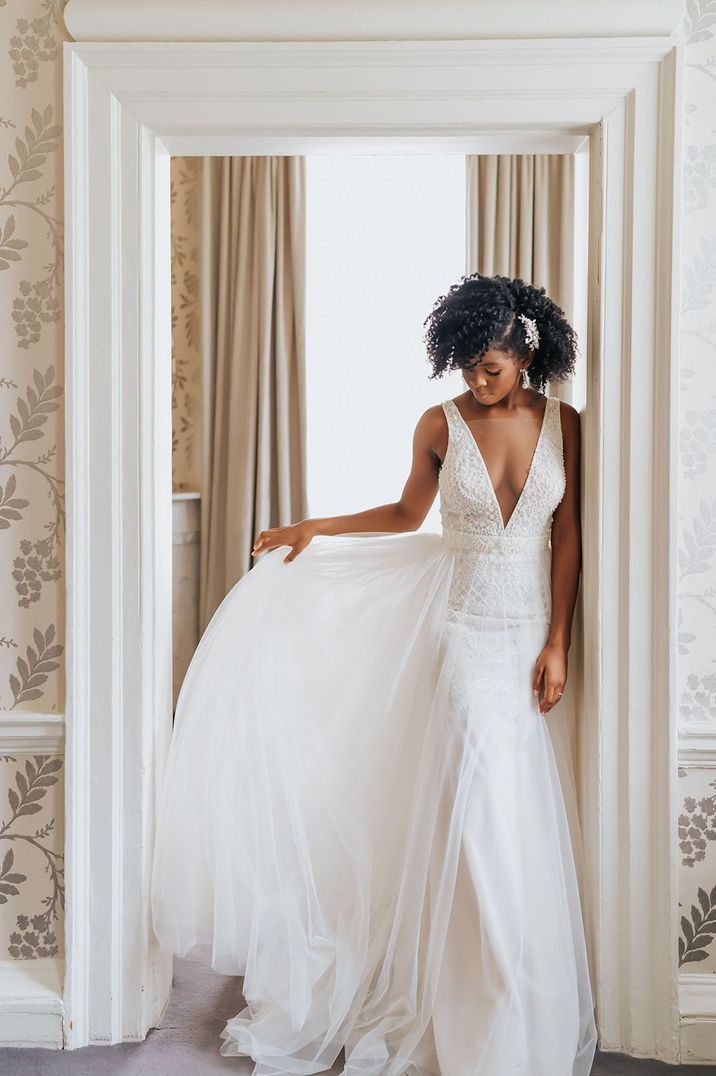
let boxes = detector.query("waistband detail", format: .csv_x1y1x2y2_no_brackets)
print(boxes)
441,529,550,555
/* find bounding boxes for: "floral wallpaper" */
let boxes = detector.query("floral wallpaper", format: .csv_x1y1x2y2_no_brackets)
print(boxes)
0,753,63,959
171,156,203,491
0,0,68,957
677,0,716,974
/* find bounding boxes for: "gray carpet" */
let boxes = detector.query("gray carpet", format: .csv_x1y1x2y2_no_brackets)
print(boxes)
0,949,712,1074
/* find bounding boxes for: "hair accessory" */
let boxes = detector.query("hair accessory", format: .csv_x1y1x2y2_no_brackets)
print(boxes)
517,313,540,350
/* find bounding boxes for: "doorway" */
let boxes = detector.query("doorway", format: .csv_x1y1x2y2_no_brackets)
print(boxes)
62,35,681,1060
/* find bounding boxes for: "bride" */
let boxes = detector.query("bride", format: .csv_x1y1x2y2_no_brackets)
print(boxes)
151,272,599,1076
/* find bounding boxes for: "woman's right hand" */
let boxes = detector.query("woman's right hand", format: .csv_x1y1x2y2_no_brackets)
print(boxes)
251,520,317,564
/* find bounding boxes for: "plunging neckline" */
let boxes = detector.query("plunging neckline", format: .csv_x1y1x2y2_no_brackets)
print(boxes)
451,395,550,533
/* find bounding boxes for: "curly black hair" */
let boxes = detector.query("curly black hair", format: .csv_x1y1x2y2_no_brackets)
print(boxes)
422,273,578,392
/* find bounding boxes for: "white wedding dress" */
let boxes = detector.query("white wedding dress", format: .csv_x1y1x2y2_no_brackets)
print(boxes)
151,393,598,1076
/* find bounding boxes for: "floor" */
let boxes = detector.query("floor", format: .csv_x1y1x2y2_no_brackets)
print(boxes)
0,949,713,1074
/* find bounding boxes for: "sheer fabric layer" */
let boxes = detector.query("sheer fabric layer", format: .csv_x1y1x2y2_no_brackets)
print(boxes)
151,526,597,1076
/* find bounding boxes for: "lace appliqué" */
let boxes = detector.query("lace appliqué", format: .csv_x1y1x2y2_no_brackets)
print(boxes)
439,394,566,555
437,394,567,717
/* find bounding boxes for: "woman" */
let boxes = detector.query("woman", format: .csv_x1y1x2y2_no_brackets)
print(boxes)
151,273,598,1076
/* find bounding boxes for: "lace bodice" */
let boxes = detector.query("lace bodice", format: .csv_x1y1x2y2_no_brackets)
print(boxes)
438,395,566,555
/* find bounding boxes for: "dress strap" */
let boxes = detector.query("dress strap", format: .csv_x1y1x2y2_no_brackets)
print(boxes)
441,398,461,440
545,395,565,470
441,398,469,445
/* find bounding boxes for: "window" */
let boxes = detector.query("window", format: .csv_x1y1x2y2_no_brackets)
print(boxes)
306,154,466,531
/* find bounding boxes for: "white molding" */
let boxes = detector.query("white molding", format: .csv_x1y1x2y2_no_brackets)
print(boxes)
62,34,683,1063
678,727,716,766
680,974,716,1064
0,715,65,754
63,0,685,44
680,1023,716,1066
166,134,590,157
0,959,64,1048
62,38,680,66
62,37,91,1051
680,973,716,1020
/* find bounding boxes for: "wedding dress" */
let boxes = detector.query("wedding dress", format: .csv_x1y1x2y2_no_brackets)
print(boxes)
151,392,598,1076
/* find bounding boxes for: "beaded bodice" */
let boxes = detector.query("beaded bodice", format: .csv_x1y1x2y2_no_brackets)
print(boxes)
438,395,566,555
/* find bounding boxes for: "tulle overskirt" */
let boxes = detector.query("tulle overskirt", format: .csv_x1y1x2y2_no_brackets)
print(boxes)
151,531,597,1076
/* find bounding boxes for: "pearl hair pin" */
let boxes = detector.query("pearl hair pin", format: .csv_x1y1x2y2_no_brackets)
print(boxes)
517,313,540,350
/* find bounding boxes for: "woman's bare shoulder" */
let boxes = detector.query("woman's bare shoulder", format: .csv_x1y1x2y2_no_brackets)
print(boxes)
555,399,581,463
556,398,580,432
419,401,449,423
414,403,449,461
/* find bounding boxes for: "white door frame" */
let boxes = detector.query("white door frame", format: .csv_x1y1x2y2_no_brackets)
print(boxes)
62,31,683,1060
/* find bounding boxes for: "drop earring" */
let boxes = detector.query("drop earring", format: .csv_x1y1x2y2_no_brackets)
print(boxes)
521,367,529,388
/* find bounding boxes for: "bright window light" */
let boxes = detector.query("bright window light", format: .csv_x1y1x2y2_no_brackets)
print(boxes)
305,154,466,533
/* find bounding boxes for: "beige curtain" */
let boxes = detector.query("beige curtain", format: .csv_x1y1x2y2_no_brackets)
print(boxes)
466,154,575,324
198,156,308,631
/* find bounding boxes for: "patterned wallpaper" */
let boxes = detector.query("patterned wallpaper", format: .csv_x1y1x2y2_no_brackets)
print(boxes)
0,0,67,958
171,156,202,492
0,753,64,958
676,0,716,975
0,0,713,990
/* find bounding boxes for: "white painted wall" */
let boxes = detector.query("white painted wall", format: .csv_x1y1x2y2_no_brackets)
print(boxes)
305,154,465,532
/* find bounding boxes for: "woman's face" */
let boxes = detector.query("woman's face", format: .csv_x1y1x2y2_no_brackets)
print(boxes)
461,347,528,405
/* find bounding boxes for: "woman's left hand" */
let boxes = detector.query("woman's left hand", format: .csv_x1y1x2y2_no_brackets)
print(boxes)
532,643,568,715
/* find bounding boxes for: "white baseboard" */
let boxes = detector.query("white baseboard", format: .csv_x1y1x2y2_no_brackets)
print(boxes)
680,972,716,1063
0,958,65,1048
680,1021,716,1065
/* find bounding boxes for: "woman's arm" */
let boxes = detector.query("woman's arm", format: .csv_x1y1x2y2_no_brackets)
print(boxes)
532,401,582,714
252,405,446,563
